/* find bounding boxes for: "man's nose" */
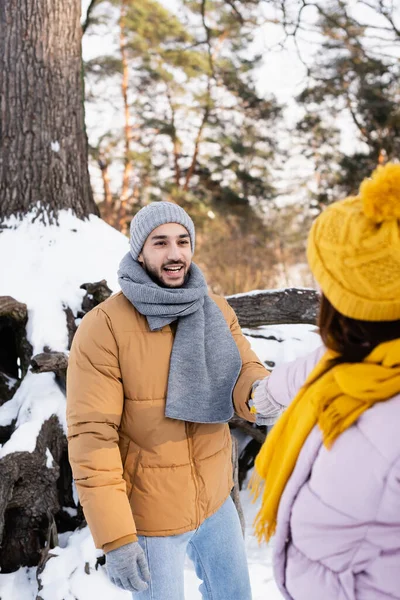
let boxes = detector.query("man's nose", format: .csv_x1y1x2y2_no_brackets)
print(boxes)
166,244,181,261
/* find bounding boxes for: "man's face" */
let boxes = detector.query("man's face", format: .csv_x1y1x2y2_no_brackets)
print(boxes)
138,223,193,288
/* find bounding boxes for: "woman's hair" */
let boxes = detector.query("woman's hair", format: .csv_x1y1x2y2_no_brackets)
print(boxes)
318,294,400,362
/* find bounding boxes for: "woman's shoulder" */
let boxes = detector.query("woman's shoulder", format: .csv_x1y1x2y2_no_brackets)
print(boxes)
355,392,400,465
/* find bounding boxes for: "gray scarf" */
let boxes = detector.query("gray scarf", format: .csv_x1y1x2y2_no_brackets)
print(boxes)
118,253,242,423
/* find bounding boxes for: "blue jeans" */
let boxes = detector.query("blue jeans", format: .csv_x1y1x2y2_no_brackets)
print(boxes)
133,496,252,600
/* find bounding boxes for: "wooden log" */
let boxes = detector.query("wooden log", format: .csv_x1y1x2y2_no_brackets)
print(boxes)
30,352,69,375
227,287,320,328
229,415,266,445
30,352,69,391
0,417,65,572
0,296,28,322
64,307,77,349
230,435,245,536
0,296,33,405
79,279,112,315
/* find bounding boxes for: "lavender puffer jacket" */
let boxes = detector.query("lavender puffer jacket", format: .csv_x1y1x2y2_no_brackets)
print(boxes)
266,347,400,600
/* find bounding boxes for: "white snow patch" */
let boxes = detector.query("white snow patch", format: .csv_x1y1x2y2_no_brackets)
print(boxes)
244,323,321,369
34,528,122,600
227,286,316,299
0,209,128,354
0,372,66,457
51,141,60,153
0,390,24,428
62,507,78,517
0,566,37,600
46,448,54,468
72,481,79,507
2,373,18,390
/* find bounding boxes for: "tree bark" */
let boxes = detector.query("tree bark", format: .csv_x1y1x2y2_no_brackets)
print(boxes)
0,0,98,223
227,288,320,328
0,296,32,405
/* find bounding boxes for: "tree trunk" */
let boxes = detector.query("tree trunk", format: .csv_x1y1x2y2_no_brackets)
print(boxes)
117,0,133,235
0,0,98,223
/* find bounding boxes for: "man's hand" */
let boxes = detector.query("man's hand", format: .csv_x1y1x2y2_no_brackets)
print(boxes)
106,541,150,593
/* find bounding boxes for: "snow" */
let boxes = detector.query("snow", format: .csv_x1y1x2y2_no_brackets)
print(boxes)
0,211,320,599
0,209,128,355
46,448,55,468
244,323,321,370
51,141,60,153
0,372,66,457
62,507,78,517
227,287,316,299
0,210,128,453
2,373,17,390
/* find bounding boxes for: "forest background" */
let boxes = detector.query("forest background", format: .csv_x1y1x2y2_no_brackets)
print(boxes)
82,0,400,295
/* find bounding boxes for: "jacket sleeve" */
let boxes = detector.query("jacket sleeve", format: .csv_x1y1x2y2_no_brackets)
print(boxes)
224,301,269,422
66,307,137,552
266,344,325,407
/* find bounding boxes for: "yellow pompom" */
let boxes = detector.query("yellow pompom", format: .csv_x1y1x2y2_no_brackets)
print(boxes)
360,162,400,223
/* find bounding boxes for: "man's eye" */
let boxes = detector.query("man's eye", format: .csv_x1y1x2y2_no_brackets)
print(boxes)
155,242,166,246
180,240,189,245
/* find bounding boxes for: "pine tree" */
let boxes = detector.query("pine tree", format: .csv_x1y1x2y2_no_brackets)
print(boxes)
84,0,281,228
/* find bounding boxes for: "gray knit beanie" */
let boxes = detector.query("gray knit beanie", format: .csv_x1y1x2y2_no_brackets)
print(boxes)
129,201,195,260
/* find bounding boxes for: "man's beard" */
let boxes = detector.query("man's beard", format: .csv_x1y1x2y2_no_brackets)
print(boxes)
142,261,190,288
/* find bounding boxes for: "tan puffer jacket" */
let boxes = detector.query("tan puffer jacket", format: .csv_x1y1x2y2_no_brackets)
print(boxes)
66,291,267,552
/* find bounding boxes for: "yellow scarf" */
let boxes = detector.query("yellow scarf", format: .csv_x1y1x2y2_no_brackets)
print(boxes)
251,338,400,543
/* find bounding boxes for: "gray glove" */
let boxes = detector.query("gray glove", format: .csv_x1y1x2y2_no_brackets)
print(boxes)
106,541,150,593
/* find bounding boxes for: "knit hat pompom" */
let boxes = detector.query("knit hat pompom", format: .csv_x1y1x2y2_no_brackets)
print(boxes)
360,162,400,223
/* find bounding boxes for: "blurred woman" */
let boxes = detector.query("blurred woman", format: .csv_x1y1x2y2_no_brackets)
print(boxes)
252,162,400,599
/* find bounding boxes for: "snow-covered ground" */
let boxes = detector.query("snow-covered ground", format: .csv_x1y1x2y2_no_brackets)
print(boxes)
0,211,320,599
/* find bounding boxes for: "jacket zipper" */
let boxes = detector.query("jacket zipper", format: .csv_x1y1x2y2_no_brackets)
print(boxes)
186,422,200,529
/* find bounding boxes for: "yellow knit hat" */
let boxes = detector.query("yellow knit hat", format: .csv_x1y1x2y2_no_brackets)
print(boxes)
307,162,400,321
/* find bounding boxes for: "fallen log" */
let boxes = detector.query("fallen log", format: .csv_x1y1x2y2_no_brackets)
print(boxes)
79,279,113,316
30,351,69,392
227,287,319,328
30,352,69,376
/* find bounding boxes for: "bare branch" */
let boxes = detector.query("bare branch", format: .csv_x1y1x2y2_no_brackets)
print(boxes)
358,0,400,37
82,0,100,34
224,0,245,23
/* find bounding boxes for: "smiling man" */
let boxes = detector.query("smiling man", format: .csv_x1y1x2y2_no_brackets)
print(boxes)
66,201,268,600
138,222,191,287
